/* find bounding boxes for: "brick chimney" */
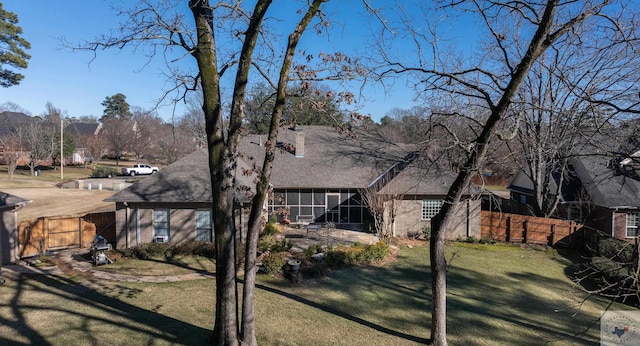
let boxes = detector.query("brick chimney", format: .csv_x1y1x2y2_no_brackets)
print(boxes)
295,128,305,158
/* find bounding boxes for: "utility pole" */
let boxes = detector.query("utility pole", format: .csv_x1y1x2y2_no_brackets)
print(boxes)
60,118,63,180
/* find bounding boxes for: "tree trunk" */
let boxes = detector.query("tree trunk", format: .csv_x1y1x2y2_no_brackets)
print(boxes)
240,2,325,344
428,2,567,344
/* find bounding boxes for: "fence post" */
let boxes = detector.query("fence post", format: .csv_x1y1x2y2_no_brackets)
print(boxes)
523,220,528,244
506,216,511,242
550,224,556,246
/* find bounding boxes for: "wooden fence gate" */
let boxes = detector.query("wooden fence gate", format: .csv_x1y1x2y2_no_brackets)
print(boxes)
17,212,115,259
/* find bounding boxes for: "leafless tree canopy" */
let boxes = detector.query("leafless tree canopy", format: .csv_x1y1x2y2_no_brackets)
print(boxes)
367,1,640,344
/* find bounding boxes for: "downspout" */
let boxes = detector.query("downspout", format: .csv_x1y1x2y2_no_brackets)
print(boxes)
466,200,471,238
612,209,616,238
136,205,140,245
125,203,130,249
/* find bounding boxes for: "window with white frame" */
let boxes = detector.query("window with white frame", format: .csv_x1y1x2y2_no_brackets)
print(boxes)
421,200,442,220
196,209,212,242
626,212,639,238
153,209,169,239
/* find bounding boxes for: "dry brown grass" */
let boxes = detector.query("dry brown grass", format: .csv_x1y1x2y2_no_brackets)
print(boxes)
0,178,115,221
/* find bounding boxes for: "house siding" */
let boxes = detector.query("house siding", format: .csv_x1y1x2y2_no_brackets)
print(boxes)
391,198,480,239
114,202,252,249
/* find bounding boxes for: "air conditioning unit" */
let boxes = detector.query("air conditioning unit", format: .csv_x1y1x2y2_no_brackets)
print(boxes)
153,235,169,243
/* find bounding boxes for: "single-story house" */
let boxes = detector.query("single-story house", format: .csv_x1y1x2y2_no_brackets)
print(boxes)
509,149,640,241
0,191,31,265
106,126,480,248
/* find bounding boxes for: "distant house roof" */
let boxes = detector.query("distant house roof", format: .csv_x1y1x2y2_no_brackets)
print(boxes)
0,111,32,138
571,154,640,209
0,191,31,211
65,122,101,136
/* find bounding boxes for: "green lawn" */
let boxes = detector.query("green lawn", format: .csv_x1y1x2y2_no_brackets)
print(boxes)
0,243,632,345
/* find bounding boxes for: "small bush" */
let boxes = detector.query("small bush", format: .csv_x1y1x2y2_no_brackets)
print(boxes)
325,242,389,268
171,240,215,258
119,242,171,259
258,234,276,253
270,239,293,253
479,236,496,245
91,166,118,178
263,221,279,236
360,241,389,262
422,226,431,240
260,252,287,275
304,243,323,259
598,238,634,263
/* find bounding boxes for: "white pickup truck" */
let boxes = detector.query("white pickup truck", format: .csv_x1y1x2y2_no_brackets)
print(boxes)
121,164,159,176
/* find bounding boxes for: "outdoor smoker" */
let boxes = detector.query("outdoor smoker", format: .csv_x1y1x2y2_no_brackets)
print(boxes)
91,235,112,266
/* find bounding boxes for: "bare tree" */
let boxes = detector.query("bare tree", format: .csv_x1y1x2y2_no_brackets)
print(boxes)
131,107,164,162
16,118,56,176
371,1,640,344
0,134,20,179
73,1,351,344
101,118,135,166
177,97,207,149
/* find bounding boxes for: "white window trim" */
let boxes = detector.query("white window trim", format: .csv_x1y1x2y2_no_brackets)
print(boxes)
421,199,442,220
626,212,639,238
196,209,213,242
153,208,170,239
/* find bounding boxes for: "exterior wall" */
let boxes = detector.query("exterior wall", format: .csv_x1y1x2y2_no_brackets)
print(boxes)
114,202,251,249
0,209,18,265
391,197,481,239
613,210,634,241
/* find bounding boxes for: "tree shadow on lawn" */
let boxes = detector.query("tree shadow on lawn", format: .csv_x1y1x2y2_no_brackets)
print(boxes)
260,250,602,345
0,268,210,345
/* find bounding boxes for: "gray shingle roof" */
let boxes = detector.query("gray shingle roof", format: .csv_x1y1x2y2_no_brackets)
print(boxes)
106,126,457,203
105,149,255,204
572,154,640,208
239,126,411,189
0,191,31,210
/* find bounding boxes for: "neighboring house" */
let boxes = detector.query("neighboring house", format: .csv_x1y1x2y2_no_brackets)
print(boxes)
64,122,102,164
0,191,31,265
106,126,481,248
509,149,640,241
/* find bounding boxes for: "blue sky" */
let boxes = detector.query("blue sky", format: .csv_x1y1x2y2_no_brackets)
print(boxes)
2,1,419,123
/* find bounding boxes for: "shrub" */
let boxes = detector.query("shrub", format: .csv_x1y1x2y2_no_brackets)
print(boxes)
304,243,323,259
325,242,389,268
260,252,287,275
119,242,171,259
479,236,496,245
598,238,634,263
422,226,431,240
360,241,389,262
258,234,276,253
91,166,118,178
263,221,279,236
270,239,293,253
171,240,215,258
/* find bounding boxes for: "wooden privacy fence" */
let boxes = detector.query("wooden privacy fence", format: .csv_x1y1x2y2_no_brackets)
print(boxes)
481,211,581,247
17,211,115,259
